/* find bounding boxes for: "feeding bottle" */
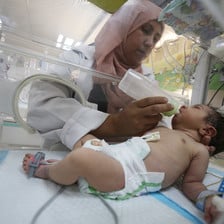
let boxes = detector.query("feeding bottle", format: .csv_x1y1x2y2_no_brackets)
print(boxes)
118,69,179,116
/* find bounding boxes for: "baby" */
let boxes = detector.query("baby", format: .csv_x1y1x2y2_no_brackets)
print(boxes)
22,104,224,223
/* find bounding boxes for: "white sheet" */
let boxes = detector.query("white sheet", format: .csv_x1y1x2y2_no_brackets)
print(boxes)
0,149,223,224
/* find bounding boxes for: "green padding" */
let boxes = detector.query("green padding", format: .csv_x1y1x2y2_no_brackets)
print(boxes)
3,121,20,127
89,0,127,13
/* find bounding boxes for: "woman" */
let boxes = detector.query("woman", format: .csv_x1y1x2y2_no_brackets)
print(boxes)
27,0,173,150
88,0,164,113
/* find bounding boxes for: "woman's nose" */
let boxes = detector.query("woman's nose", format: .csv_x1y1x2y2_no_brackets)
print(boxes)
144,36,154,48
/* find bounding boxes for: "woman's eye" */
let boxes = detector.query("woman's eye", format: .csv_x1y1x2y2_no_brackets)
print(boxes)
141,25,153,35
153,36,160,43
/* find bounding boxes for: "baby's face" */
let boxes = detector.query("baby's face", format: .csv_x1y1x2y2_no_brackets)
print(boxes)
171,104,210,130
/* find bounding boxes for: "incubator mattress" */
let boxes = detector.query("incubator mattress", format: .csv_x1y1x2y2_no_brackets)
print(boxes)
0,149,223,224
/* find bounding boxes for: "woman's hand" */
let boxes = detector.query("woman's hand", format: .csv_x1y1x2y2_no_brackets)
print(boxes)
92,96,173,138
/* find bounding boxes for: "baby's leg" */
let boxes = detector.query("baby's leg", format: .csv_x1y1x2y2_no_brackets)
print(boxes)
23,148,125,192
73,148,125,192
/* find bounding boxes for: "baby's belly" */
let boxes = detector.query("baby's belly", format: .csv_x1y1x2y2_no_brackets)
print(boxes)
144,155,186,188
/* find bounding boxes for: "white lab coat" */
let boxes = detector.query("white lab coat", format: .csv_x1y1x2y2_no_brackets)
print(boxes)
27,45,157,150
27,45,108,150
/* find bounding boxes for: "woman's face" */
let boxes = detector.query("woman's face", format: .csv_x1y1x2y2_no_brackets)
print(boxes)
121,20,163,67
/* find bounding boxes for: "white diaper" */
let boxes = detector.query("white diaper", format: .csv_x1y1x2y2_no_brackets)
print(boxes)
78,136,165,200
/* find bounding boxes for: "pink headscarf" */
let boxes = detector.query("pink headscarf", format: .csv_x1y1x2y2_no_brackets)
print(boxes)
93,0,163,113
94,0,163,77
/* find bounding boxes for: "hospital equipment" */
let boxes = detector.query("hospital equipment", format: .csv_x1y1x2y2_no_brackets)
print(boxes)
0,0,224,223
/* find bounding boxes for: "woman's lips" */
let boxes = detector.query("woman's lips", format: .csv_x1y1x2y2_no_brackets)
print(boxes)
136,49,146,58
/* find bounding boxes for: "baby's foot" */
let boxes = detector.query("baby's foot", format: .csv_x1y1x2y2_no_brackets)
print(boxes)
22,153,58,179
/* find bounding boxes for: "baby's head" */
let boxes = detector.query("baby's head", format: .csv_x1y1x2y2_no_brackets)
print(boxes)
208,107,224,155
172,104,218,130
172,104,224,154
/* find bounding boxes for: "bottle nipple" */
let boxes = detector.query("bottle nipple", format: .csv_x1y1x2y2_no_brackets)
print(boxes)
162,99,179,117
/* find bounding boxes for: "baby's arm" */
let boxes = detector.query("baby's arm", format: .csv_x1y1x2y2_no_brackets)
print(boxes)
182,146,209,200
182,145,223,223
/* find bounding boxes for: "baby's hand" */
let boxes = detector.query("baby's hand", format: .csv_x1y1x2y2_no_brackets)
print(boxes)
73,134,98,149
204,196,224,223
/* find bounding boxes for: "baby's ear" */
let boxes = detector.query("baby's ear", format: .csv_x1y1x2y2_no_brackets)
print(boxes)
199,125,217,138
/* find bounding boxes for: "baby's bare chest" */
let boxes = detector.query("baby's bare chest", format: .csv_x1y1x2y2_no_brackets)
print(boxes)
147,129,195,163
157,129,192,148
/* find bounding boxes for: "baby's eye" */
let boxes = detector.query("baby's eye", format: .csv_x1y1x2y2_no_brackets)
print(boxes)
193,105,202,110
